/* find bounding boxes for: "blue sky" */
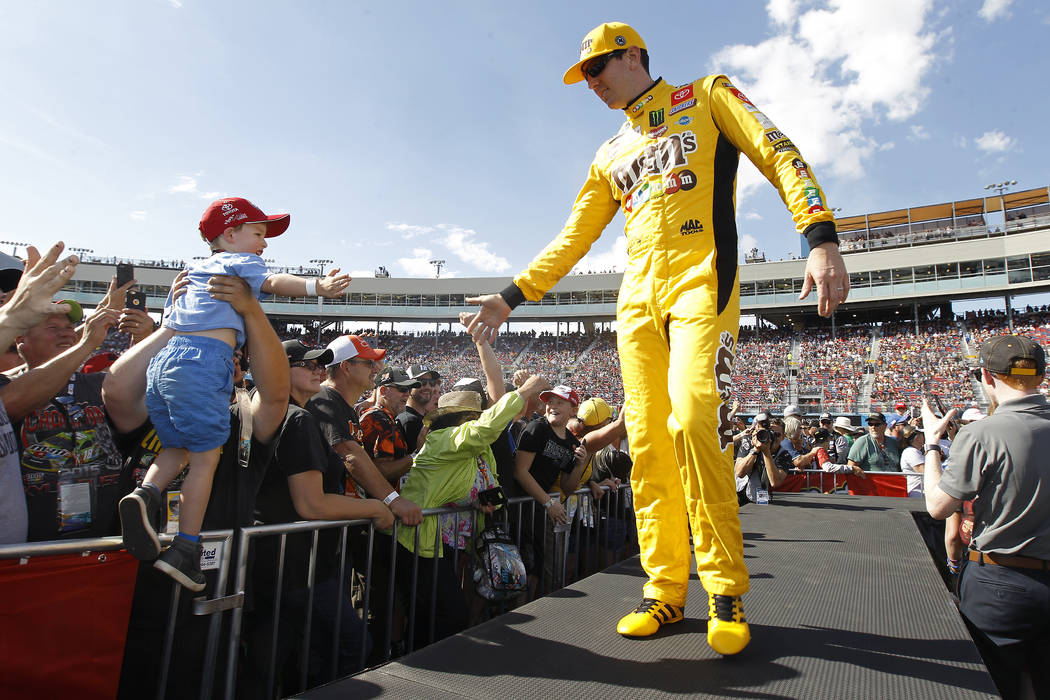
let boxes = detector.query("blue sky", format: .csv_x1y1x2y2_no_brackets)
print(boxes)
0,1,1046,282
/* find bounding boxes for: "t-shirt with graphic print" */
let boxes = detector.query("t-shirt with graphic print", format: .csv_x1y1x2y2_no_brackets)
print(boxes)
516,416,580,494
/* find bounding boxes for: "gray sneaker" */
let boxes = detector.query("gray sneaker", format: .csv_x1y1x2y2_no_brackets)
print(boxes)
154,537,206,592
119,486,162,560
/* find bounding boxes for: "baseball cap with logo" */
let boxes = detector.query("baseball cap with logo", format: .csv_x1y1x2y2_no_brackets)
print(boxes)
374,367,421,390
563,22,646,85
578,397,613,427
324,334,386,367
540,385,581,407
407,364,441,381
199,197,290,242
977,334,1046,376
282,339,334,366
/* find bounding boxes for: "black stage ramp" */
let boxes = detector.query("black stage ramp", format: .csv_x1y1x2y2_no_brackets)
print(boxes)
297,493,998,699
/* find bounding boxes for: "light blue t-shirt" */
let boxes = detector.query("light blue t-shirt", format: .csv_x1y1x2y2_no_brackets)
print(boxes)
163,252,270,347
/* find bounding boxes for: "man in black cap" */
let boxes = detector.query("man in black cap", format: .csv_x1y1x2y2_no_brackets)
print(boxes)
922,334,1050,698
360,367,420,489
398,364,441,452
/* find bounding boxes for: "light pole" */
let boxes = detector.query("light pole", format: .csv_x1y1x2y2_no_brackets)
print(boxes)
985,180,1017,231
0,240,29,256
429,259,446,278
69,247,94,259
309,259,333,277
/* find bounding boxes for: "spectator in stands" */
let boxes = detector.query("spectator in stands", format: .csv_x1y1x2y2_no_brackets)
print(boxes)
305,335,422,661
112,274,290,699
360,367,419,489
515,385,590,594
922,335,1050,699
897,424,924,498
305,335,421,520
832,416,861,461
847,412,901,472
1,283,121,542
810,428,865,477
397,364,441,452
0,243,80,543
397,373,551,644
243,340,393,694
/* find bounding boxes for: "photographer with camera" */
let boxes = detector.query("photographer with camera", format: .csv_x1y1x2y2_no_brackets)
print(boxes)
734,417,789,505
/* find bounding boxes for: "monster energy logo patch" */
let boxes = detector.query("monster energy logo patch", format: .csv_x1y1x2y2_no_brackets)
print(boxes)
649,109,664,128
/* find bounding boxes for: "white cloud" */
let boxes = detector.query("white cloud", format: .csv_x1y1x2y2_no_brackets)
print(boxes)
397,247,436,276
388,222,510,273
908,124,930,141
878,141,895,151
386,222,434,239
743,211,764,221
978,0,1012,21
129,211,147,221
169,0,183,8
168,175,224,199
974,129,1015,153
442,225,510,273
712,0,940,180
767,0,800,26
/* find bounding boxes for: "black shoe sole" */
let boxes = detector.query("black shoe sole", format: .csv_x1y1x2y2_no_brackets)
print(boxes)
119,492,161,561
154,557,206,592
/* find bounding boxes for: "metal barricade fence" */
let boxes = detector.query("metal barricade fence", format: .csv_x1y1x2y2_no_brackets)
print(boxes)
0,529,235,700
1,474,915,698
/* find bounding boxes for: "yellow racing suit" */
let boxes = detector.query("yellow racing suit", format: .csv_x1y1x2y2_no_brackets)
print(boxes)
500,76,837,605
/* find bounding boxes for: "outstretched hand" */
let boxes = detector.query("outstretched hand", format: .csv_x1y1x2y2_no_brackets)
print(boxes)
317,268,351,298
800,242,849,318
463,294,512,344
0,242,80,332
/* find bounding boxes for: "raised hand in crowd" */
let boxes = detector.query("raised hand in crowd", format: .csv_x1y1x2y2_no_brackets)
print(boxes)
97,274,135,313
82,307,120,348
0,241,79,348
316,268,352,298
117,308,155,346
463,293,512,344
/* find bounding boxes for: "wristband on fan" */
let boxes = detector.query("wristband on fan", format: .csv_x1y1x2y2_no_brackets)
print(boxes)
305,278,317,296
383,491,400,506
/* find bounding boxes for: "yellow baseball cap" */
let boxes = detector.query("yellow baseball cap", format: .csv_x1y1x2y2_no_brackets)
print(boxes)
578,397,613,427
563,22,646,85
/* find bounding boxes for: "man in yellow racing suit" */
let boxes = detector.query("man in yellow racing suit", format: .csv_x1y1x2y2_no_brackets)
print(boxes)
465,22,849,655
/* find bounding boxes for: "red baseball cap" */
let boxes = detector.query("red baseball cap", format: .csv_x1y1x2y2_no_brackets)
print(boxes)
540,385,581,407
199,197,290,242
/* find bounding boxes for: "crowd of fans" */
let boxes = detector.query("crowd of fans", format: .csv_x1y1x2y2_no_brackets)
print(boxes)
6,237,1050,698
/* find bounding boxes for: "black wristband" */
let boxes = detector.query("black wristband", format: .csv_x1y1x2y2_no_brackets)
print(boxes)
499,283,525,310
924,444,942,455
804,221,839,249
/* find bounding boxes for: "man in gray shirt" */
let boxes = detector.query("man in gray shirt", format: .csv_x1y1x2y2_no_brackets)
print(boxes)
922,334,1050,699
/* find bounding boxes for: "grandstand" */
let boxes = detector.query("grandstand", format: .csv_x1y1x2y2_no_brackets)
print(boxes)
55,185,1050,413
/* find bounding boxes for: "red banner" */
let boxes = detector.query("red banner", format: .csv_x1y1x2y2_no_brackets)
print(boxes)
0,549,137,699
773,472,909,498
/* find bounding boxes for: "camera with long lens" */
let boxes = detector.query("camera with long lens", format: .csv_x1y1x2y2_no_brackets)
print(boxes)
754,429,772,444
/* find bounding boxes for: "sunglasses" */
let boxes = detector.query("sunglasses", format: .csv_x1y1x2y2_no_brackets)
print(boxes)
868,421,885,427
583,49,625,78
290,360,323,371
385,385,412,393
417,378,441,386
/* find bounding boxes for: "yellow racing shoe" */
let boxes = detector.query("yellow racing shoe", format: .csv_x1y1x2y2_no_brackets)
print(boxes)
616,598,684,637
707,594,750,655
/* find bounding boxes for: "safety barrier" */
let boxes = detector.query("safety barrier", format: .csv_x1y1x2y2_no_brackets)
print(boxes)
0,486,634,700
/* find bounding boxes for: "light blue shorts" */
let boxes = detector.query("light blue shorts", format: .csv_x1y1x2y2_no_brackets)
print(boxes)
145,335,234,452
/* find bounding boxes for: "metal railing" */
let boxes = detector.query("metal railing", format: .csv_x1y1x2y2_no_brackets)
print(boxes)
0,487,635,700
